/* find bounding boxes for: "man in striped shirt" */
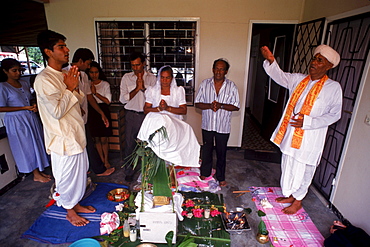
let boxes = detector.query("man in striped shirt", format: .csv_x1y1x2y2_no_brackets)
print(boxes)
195,58,240,187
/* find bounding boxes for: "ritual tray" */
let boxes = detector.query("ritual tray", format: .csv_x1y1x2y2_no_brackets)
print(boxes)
222,211,251,233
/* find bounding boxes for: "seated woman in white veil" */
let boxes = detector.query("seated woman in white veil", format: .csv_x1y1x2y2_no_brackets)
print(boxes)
138,66,199,168
143,65,187,119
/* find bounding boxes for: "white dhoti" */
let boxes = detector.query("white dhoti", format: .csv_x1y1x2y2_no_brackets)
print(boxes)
280,154,316,201
51,149,89,209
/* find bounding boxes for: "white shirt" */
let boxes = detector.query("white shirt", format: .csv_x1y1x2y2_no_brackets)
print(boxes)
34,66,86,156
195,77,240,134
145,85,186,120
91,80,112,104
119,71,156,112
263,60,342,165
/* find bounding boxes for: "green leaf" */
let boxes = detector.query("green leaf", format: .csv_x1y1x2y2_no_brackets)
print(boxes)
257,210,266,217
244,208,252,214
165,231,174,247
258,220,268,235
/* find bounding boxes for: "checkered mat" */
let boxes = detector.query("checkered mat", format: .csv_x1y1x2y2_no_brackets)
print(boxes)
251,187,324,247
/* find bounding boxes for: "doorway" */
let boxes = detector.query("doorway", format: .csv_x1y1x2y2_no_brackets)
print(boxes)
243,23,295,163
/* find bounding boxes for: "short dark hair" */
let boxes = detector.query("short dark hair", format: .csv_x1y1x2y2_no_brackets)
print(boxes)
37,30,66,61
87,61,108,81
72,48,95,63
213,58,230,71
129,52,146,63
0,58,21,81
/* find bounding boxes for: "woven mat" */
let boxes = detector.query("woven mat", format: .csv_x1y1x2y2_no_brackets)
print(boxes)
251,187,324,247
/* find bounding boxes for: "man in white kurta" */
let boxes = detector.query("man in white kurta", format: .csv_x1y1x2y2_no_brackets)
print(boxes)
261,45,342,214
34,30,95,226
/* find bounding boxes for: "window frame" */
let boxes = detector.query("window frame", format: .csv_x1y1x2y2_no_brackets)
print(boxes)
94,17,200,105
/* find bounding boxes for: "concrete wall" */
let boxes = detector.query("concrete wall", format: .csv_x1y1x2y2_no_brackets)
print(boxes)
302,1,370,233
44,0,304,146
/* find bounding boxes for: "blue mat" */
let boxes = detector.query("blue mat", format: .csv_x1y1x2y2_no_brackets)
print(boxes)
21,182,128,244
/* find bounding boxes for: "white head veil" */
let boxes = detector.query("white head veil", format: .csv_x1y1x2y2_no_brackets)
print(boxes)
150,65,178,105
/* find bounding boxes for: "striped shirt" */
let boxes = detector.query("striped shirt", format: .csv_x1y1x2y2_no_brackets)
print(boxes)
195,77,240,133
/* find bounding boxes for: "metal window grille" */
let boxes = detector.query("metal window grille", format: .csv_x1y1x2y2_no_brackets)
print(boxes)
95,20,197,105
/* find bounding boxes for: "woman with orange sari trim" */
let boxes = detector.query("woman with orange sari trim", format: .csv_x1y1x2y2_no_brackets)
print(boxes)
260,45,342,215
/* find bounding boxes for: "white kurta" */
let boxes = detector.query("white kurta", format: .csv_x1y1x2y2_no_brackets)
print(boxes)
263,60,342,166
35,65,88,209
137,112,200,167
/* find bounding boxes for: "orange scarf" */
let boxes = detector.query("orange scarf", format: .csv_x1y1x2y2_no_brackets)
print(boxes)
273,75,328,149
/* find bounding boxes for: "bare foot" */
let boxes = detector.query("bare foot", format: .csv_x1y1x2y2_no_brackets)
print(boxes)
66,209,89,227
33,175,51,183
219,181,228,187
104,163,111,169
282,200,302,214
97,167,115,177
74,204,96,213
33,169,51,183
41,172,52,179
275,195,295,203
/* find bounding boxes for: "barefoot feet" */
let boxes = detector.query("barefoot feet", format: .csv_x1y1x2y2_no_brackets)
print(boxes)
73,204,96,213
66,208,90,227
219,181,228,187
33,169,51,183
97,167,115,177
282,199,302,214
275,195,295,203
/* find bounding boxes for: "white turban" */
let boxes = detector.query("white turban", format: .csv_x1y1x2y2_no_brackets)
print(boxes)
314,45,340,68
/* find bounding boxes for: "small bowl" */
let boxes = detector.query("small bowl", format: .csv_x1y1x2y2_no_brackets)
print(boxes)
69,238,100,247
136,244,157,247
107,188,130,202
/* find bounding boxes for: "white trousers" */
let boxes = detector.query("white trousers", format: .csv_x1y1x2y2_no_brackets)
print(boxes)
51,149,88,209
280,154,316,201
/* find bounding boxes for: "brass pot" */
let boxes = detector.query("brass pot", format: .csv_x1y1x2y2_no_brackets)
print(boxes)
256,232,269,244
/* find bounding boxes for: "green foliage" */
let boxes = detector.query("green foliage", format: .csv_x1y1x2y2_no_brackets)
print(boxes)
166,231,174,247
26,47,43,65
257,210,266,217
258,220,269,235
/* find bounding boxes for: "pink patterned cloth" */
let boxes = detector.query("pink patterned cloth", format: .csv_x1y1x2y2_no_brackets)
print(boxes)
251,187,324,247
100,212,120,235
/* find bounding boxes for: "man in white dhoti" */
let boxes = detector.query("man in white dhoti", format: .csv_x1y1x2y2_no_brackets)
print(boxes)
34,30,95,226
261,45,342,214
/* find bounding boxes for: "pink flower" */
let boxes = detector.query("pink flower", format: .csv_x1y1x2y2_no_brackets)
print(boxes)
184,199,195,208
210,209,221,217
192,208,204,218
181,211,188,216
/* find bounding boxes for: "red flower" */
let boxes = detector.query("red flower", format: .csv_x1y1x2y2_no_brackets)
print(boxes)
210,209,221,217
192,208,204,218
184,199,195,208
181,211,188,216
178,170,185,175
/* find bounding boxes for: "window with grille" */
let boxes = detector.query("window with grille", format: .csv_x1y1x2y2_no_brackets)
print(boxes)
95,20,197,105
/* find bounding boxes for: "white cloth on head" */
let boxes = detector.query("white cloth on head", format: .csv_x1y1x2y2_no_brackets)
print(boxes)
314,44,340,68
51,149,88,209
137,112,200,167
280,154,316,200
145,65,187,120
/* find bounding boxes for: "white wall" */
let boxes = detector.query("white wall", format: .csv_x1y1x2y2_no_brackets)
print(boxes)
44,0,304,146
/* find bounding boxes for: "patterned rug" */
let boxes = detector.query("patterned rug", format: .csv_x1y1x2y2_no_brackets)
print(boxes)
250,187,325,247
